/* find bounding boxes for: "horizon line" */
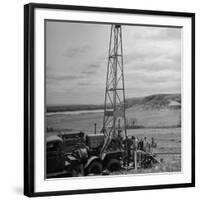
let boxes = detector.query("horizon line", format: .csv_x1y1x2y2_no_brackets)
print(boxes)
47,92,181,107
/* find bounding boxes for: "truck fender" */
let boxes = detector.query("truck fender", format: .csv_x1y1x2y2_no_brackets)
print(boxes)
84,156,101,169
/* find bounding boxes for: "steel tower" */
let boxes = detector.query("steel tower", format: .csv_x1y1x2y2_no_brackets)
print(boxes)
101,24,127,155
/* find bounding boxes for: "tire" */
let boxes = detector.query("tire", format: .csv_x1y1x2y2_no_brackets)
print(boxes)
141,155,152,168
87,161,103,175
72,164,84,177
106,159,121,172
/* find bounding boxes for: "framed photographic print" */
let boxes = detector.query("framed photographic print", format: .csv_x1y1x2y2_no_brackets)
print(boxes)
24,3,195,197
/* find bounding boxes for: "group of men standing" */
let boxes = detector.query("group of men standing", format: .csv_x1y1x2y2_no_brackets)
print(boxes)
122,135,157,167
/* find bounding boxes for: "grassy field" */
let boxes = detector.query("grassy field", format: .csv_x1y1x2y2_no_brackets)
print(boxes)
126,106,181,128
46,106,181,132
46,105,181,174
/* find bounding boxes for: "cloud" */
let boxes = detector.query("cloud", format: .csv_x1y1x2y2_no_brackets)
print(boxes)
80,63,103,75
87,64,101,69
129,57,180,73
132,27,181,41
62,44,91,58
76,81,91,86
124,46,181,73
46,21,181,104
125,69,180,89
156,28,181,40
47,74,79,82
81,71,96,75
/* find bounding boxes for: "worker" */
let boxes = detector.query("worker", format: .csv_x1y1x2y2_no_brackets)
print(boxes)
146,141,151,153
143,137,147,152
130,136,135,162
138,138,144,151
131,136,136,150
135,137,143,166
117,129,123,150
131,136,138,167
123,136,132,166
113,134,122,150
135,136,138,149
150,137,157,153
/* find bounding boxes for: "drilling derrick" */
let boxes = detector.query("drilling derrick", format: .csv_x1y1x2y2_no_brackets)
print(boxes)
101,24,127,155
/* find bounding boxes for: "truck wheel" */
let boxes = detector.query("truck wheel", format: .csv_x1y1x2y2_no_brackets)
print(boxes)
72,164,84,177
106,159,121,172
87,161,103,175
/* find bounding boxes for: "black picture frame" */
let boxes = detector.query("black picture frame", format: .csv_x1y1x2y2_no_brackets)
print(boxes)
24,3,195,197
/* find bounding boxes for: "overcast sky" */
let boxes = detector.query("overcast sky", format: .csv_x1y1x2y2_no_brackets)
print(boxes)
46,21,181,105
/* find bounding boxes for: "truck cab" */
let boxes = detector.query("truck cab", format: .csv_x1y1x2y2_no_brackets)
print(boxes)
46,135,65,174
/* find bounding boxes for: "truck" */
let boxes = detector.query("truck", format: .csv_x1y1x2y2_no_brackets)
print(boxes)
46,131,123,178
46,130,159,178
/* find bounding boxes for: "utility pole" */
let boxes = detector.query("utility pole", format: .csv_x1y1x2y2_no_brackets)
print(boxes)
101,24,127,155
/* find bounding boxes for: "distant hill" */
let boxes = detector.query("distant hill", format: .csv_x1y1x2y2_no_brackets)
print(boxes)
125,93,181,110
46,93,181,129
47,93,181,113
125,94,181,128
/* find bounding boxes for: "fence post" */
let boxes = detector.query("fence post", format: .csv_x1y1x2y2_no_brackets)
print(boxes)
135,150,137,172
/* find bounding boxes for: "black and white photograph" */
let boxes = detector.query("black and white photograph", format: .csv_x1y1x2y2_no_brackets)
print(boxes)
46,21,182,178
24,3,195,196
